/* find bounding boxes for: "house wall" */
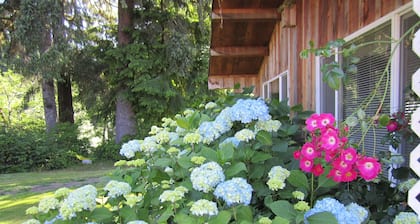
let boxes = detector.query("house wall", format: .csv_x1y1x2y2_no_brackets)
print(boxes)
260,0,411,109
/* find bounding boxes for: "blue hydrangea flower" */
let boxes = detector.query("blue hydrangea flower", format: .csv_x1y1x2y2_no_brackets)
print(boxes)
304,198,361,224
213,177,253,206
219,137,240,148
393,212,419,224
229,99,271,123
190,162,225,193
198,121,222,144
345,203,369,224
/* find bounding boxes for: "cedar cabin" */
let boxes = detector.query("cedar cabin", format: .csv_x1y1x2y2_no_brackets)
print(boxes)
208,0,419,163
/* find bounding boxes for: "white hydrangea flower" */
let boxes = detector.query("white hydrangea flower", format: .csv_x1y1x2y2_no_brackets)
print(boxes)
155,129,170,144
190,199,218,216
234,129,255,142
393,212,419,224
104,180,132,198
149,125,162,135
38,197,60,213
59,185,97,220
183,109,195,117
22,219,41,224
292,191,305,200
205,102,217,110
183,132,202,144
124,194,143,208
159,186,189,203
267,166,290,191
54,187,70,198
255,119,282,132
140,137,160,154
120,139,141,159
25,206,39,215
127,221,149,224
162,117,177,127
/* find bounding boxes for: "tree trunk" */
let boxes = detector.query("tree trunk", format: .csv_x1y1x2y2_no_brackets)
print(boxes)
42,78,57,132
57,74,74,123
115,0,137,143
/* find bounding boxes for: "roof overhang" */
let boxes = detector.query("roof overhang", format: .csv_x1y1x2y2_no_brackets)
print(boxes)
209,0,284,81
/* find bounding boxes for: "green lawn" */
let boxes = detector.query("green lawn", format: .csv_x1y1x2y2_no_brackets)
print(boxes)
0,161,115,224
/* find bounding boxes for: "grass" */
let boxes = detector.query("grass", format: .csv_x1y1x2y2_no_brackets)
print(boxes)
0,161,115,224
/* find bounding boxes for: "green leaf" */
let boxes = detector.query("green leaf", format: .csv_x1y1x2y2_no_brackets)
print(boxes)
357,109,366,120
287,125,299,135
317,174,337,189
218,144,234,162
379,114,390,127
256,131,273,146
251,152,272,163
177,156,193,169
272,216,290,224
91,207,113,223
268,200,297,221
236,206,253,223
300,49,309,59
272,140,288,152
361,121,368,132
201,146,218,162
345,116,358,127
306,211,338,224
208,210,232,224
249,165,266,179
119,206,137,222
287,170,309,190
157,207,174,224
325,73,341,90
174,213,197,224
176,117,190,130
154,158,173,167
225,162,247,178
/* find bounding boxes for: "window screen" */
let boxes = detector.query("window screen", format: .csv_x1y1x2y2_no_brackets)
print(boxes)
342,22,391,157
320,56,336,115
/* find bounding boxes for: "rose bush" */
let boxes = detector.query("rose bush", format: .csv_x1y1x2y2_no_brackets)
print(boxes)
23,93,417,224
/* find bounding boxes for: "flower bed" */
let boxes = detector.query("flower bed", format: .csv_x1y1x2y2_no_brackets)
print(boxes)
23,95,418,224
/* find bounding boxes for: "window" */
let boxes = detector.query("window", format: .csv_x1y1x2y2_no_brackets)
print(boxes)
263,71,289,102
317,6,419,164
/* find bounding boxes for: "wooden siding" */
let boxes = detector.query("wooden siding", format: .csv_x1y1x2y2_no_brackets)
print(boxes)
258,0,412,109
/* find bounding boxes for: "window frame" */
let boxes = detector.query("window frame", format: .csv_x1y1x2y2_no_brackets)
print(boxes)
262,70,289,103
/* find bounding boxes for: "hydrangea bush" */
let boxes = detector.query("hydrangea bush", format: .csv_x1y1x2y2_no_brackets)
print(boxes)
23,94,418,224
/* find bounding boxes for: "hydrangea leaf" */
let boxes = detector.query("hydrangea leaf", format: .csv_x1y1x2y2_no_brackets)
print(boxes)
272,140,288,152
268,200,297,221
119,207,138,222
201,146,218,162
217,145,234,163
157,207,174,223
225,162,247,178
287,170,309,190
154,158,173,168
177,156,193,169
306,211,338,224
91,207,113,223
251,152,272,163
236,205,253,223
256,131,273,146
272,216,290,224
208,210,232,224
174,212,197,224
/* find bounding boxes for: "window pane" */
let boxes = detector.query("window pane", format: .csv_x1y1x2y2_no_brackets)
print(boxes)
270,78,279,100
281,75,288,101
320,56,336,115
342,22,391,157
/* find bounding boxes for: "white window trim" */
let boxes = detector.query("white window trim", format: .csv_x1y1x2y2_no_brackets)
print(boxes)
315,48,340,122
262,70,289,103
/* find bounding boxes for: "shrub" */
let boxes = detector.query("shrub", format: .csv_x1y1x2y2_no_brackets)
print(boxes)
0,121,90,173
